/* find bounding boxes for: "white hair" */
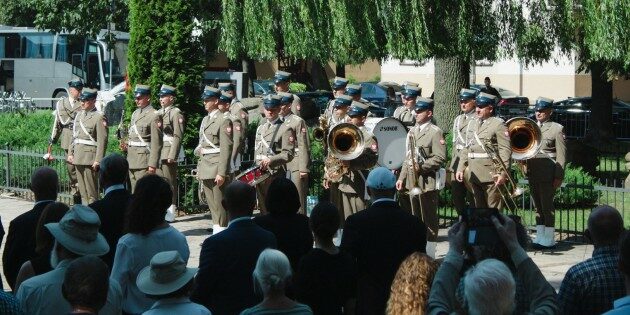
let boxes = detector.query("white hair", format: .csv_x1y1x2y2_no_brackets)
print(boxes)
252,249,292,295
464,258,515,315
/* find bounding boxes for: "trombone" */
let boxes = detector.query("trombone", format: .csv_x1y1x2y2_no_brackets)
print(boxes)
405,132,422,196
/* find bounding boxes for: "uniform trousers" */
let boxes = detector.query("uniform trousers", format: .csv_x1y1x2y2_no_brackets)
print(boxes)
288,170,308,215
464,168,503,210
75,165,98,205
159,162,178,205
450,175,475,215
530,180,555,226
410,190,439,242
340,191,366,226
398,187,413,214
129,168,148,193
202,178,228,227
256,171,285,215
64,148,79,198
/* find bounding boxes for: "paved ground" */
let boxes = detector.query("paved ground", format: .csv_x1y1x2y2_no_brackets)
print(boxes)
0,195,593,291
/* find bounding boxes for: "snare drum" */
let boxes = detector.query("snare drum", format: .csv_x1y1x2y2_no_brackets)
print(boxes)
236,166,270,186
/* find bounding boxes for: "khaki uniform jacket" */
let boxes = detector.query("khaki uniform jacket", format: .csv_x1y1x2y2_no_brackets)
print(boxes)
449,111,476,172
399,123,446,192
158,106,184,161
70,108,108,165
338,127,378,194
283,113,310,173
127,106,163,169
393,105,416,127
52,97,82,150
254,119,296,173
457,116,511,183
196,110,233,180
526,121,566,182
290,93,302,117
328,113,350,129
325,99,336,120
229,100,248,158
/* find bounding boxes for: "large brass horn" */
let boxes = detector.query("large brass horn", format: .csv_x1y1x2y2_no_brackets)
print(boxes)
327,123,366,160
507,117,542,160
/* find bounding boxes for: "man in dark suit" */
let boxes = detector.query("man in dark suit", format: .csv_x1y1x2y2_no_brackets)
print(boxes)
88,153,131,269
341,167,427,315
3,167,58,290
192,181,277,315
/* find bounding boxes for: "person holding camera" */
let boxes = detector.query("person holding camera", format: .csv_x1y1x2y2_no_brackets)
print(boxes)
428,214,557,315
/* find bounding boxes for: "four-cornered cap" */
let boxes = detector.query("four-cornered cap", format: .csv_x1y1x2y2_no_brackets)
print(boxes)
277,92,294,104
459,88,478,101
136,251,198,296
535,97,554,111
345,84,362,96
415,97,434,111
332,77,349,90
403,86,421,98
334,95,353,108
274,71,291,84
134,84,151,98
158,84,176,97
476,92,497,107
218,82,236,91
263,94,283,109
366,167,396,189
45,205,109,256
403,81,419,88
201,86,221,100
79,88,98,101
68,78,84,89
218,91,233,103
347,101,369,117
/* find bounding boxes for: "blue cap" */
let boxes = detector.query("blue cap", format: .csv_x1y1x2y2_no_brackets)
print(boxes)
263,94,282,109
134,84,151,98
158,84,176,97
347,101,369,117
476,92,497,107
332,77,349,90
219,91,233,103
535,97,554,111
68,78,84,89
79,88,98,101
201,86,221,100
345,84,362,96
334,95,353,108
277,92,294,104
218,82,235,91
403,86,421,98
414,97,434,112
274,71,291,84
366,167,396,189
459,88,477,101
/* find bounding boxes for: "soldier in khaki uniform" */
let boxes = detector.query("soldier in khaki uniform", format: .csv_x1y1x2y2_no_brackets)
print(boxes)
50,78,83,203
195,87,234,233
324,77,349,119
156,84,184,222
274,71,302,118
323,96,353,213
393,85,420,127
450,88,478,215
455,92,511,210
254,94,296,214
218,82,249,176
68,88,108,205
528,97,566,249
123,84,163,192
337,101,378,222
396,98,445,257
278,92,311,214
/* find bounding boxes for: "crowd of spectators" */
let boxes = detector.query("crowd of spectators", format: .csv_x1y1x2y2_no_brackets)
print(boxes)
0,161,629,315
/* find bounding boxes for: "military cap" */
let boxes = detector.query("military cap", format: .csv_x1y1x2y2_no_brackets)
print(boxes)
274,71,291,84
332,77,349,90
475,92,497,107
459,88,478,101
277,92,294,104
345,84,362,96
218,82,235,91
263,94,283,109
134,84,151,98
201,86,221,100
347,101,370,117
158,84,176,97
218,91,233,103
68,78,84,89
79,88,98,101
334,95,353,108
402,81,419,89
403,86,421,98
414,97,434,112
534,97,554,111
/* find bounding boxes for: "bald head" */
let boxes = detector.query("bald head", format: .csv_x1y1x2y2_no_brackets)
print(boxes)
588,206,625,246
31,167,58,201
222,181,256,218
99,153,129,187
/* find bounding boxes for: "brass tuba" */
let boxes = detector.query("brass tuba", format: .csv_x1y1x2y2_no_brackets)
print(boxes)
324,123,366,182
507,117,542,161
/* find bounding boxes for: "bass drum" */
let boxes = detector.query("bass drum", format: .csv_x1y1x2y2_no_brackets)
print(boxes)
365,117,407,170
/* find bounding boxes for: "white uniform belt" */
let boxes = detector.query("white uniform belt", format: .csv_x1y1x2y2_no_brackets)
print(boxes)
295,148,300,153
468,153,490,159
455,144,464,150
201,148,220,155
534,152,557,158
74,139,97,146
256,154,268,160
163,135,174,143
128,141,149,147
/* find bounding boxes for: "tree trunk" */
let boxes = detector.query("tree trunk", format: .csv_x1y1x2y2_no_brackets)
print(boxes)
585,61,614,144
242,58,257,97
434,56,469,131
310,60,330,90
335,63,346,78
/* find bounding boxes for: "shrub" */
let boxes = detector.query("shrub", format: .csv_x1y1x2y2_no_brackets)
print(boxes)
289,82,307,93
555,163,601,207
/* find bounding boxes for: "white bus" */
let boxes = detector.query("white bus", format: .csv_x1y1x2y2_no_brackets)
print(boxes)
0,26,129,107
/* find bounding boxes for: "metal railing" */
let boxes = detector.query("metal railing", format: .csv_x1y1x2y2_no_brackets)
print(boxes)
0,91,36,113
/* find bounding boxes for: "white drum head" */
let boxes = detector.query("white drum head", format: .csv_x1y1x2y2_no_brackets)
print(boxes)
369,117,407,169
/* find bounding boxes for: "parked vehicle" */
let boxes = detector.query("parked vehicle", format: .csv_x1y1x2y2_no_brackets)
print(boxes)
252,80,274,96
470,84,530,106
551,97,630,139
359,82,401,117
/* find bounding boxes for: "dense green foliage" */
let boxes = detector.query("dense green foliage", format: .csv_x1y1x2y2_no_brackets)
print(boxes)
556,163,601,207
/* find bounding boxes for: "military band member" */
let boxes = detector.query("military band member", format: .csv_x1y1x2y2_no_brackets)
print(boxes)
402,81,420,90
456,92,511,210
218,82,249,176
68,88,108,205
157,84,184,222
528,97,566,249
50,78,83,203
396,98,445,257
274,71,302,118
393,85,420,127
254,94,296,214
328,95,352,127
124,84,163,192
195,87,234,233
324,76,349,119
450,88,478,215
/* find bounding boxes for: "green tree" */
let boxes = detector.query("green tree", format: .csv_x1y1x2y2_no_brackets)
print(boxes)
0,0,37,26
